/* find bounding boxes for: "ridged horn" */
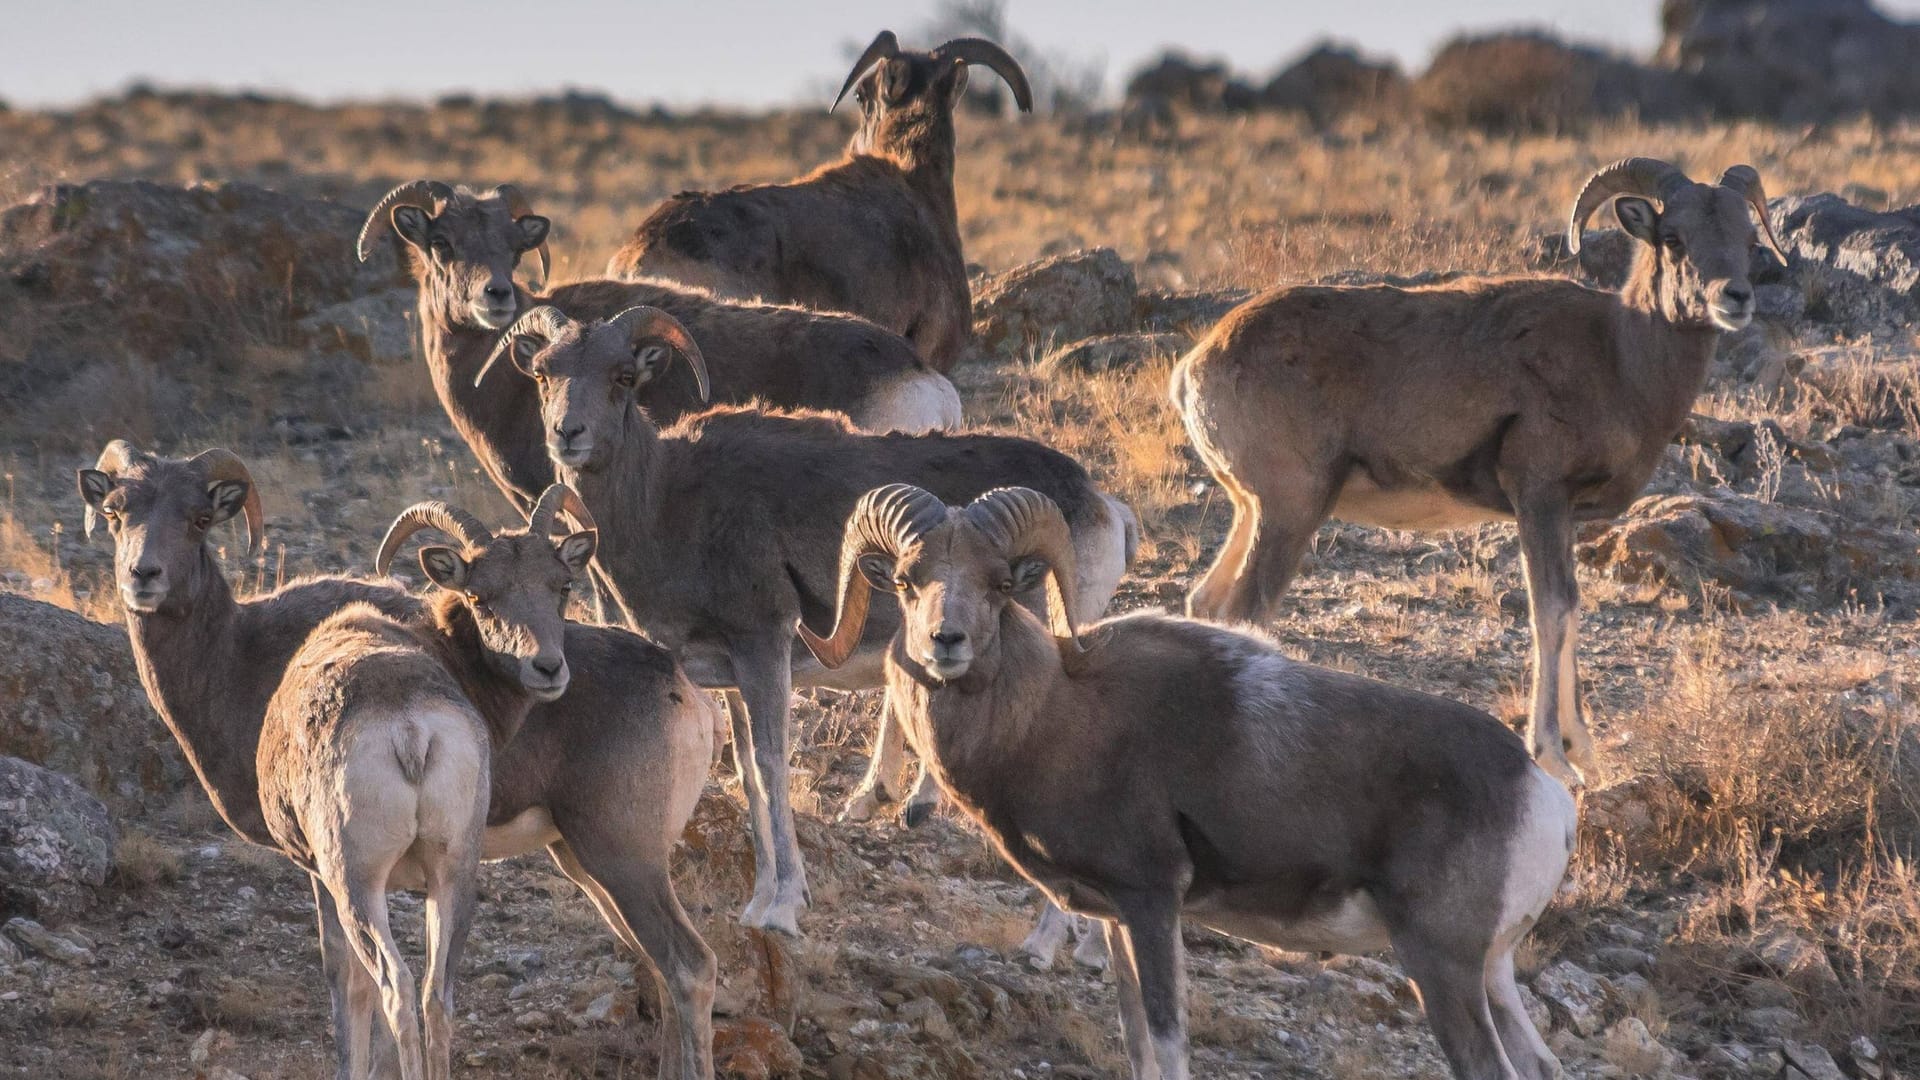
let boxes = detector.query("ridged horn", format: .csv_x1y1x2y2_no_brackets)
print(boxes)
476,305,575,388
495,183,552,281
799,484,950,669
82,440,155,538
610,305,709,402
963,487,1088,652
189,448,265,555
375,501,493,576
1717,165,1787,262
1568,158,1691,253
528,483,596,539
832,30,901,113
935,38,1034,112
356,180,454,262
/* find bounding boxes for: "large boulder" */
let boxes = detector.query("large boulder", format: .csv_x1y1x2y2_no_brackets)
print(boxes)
0,755,116,920
1769,193,1920,336
1122,53,1258,115
1413,32,1697,131
0,593,185,810
0,179,414,436
1658,0,1920,122
1260,44,1408,125
972,249,1138,359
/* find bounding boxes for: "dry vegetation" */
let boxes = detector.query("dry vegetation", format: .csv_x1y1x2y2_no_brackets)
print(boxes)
0,91,1916,1078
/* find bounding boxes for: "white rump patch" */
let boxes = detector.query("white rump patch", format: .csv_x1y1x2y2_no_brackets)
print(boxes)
858,372,963,434
1496,766,1578,947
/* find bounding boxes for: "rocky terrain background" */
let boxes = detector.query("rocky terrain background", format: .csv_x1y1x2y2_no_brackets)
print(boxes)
1,6,1918,1077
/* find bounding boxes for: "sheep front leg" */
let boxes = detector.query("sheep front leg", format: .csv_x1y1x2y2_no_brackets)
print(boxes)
839,688,910,823
1513,488,1592,787
730,635,810,936
1110,891,1190,1080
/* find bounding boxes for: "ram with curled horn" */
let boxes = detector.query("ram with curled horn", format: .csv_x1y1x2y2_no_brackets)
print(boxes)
808,482,1580,1080
357,178,961,516
81,446,721,1078
608,30,1036,373
1174,157,1789,788
509,309,1139,949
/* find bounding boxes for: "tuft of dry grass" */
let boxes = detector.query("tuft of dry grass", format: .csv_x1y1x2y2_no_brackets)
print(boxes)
111,831,185,893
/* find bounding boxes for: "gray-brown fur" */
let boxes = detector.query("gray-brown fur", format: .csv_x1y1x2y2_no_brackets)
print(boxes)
803,485,1578,1080
79,445,717,1080
511,307,1136,937
358,182,958,510
606,33,1034,374
1172,158,1784,786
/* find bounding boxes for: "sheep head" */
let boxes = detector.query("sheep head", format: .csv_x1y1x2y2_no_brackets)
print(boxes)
357,180,552,331
374,485,596,702
1568,158,1786,331
485,305,707,476
77,444,263,617
800,485,1090,684
833,32,1032,161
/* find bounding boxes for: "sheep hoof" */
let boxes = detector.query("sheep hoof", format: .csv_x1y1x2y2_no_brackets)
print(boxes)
901,800,935,829
838,788,886,823
1534,747,1587,792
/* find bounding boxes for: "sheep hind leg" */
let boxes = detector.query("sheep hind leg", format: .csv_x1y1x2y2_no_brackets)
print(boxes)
331,875,425,1080
840,689,911,824
1514,489,1592,787
1217,481,1327,627
1394,930,1516,1080
314,878,377,1080
1184,473,1258,620
419,839,480,1080
1486,944,1557,1080
730,637,809,936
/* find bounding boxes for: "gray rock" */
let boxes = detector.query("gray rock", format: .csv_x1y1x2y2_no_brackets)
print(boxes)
1134,287,1250,333
0,931,19,965
1590,946,1656,975
1659,0,1920,123
1740,1004,1804,1038
1770,193,1920,337
973,248,1138,358
1040,332,1187,376
0,756,116,918
1260,44,1408,126
1782,1041,1849,1080
2,916,94,965
1750,927,1840,989
295,288,416,367
0,593,187,811
1533,960,1609,1037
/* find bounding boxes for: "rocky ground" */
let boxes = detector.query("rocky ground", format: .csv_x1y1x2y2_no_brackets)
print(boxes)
1,93,1917,1078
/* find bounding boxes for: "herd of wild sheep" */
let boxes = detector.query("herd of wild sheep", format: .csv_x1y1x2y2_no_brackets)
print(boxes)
62,28,1796,1080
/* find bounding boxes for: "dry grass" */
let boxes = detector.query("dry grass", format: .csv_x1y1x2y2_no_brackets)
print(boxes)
110,830,185,893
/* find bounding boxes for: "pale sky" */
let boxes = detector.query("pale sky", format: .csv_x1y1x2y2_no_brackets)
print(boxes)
5,0,1920,109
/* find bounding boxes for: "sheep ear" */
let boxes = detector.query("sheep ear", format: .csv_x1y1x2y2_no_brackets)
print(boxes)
1010,554,1049,593
207,480,250,527
516,215,550,251
419,546,470,590
942,61,971,109
633,343,669,383
77,469,111,538
1614,197,1659,244
857,553,897,592
511,336,541,376
880,59,912,104
391,205,433,250
557,531,596,574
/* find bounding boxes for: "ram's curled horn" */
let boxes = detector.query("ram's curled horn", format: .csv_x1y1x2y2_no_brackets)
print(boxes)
189,448,265,555
528,483,596,539
475,305,575,388
832,30,901,113
356,180,454,262
375,501,494,576
494,183,552,281
799,484,949,669
1717,165,1787,262
82,440,155,538
610,305,710,402
964,487,1090,652
934,38,1034,113
1567,158,1691,253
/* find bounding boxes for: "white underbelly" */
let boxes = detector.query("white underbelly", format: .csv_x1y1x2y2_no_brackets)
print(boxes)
1332,475,1497,532
481,807,560,861
1187,890,1394,955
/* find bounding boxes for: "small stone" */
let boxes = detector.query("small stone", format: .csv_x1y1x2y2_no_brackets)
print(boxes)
896,996,957,1042
1591,946,1655,975
1741,1004,1803,1037
1533,960,1609,1037
578,991,618,1025
507,982,533,1001
513,1009,551,1031
234,885,257,903
1848,1035,1883,1079
2,917,93,965
0,934,19,965
475,972,510,991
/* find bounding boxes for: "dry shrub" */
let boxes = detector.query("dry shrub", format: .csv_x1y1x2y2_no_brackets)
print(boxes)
111,830,185,892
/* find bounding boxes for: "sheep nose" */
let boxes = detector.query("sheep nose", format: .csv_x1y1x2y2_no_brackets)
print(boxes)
129,564,162,585
484,282,513,303
932,629,967,647
1722,284,1753,305
554,422,585,445
531,656,563,679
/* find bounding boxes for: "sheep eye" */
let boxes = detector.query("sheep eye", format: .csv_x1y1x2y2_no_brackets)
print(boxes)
430,239,453,259
193,513,212,530
615,369,638,388
893,576,912,593
998,579,1015,594
465,592,486,610
1662,236,1685,254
